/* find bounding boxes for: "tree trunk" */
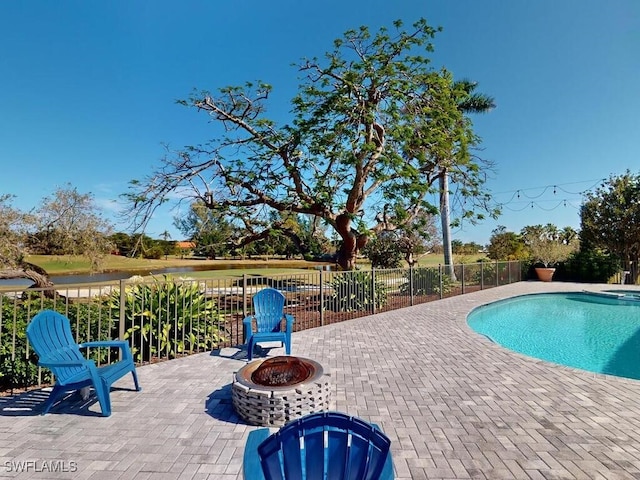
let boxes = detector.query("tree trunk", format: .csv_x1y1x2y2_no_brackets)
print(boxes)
405,251,416,267
0,261,56,298
630,252,639,285
439,171,456,281
335,213,368,270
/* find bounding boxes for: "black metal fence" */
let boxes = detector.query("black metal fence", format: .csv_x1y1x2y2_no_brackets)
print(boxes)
0,261,522,392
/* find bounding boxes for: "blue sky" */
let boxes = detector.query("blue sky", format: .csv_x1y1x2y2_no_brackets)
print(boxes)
1,1,638,246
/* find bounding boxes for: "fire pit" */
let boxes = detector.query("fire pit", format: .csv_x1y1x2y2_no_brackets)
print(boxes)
232,356,332,426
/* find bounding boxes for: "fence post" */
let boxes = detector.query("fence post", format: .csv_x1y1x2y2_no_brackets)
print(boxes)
461,263,465,294
480,262,484,290
438,264,443,300
243,274,249,317
371,267,376,315
319,269,325,327
118,279,126,361
242,274,248,343
508,261,512,284
410,264,415,306
495,260,499,286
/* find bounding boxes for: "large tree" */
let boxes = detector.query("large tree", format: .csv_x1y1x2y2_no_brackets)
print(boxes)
174,201,235,258
581,171,640,283
486,226,526,261
127,19,496,270
0,187,113,290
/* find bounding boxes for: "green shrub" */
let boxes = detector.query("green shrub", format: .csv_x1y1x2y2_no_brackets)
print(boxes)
324,271,388,312
106,276,225,362
362,234,403,268
0,297,111,391
471,260,496,286
143,245,164,260
558,249,620,283
400,267,452,296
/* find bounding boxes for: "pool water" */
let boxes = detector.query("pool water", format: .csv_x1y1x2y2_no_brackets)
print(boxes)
467,291,640,380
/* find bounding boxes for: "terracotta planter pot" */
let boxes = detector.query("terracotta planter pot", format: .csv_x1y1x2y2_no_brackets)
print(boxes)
535,267,556,282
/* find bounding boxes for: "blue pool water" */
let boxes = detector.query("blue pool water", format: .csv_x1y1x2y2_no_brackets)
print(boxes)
467,291,640,380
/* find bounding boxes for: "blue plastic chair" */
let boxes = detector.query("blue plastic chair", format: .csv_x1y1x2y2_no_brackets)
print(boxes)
243,411,394,480
243,288,294,361
26,309,141,417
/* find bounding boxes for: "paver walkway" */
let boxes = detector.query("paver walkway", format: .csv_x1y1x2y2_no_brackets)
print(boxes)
2,282,640,479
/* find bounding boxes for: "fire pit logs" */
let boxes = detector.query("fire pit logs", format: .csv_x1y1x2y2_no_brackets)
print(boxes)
232,356,332,426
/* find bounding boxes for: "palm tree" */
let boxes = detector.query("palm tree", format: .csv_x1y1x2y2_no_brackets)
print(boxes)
160,230,172,259
440,80,495,280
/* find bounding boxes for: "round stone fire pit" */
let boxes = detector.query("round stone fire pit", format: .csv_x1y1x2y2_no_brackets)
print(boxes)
232,356,332,426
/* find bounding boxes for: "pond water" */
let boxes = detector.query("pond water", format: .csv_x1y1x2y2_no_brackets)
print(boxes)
0,264,278,287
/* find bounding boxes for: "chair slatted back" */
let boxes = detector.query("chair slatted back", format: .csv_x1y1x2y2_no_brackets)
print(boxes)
258,412,391,480
26,310,86,384
252,288,286,333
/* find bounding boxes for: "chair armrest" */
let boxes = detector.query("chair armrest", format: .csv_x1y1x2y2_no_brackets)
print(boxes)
80,340,133,362
243,428,271,480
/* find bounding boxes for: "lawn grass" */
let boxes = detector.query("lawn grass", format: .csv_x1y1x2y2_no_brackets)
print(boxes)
23,252,488,278
25,255,327,275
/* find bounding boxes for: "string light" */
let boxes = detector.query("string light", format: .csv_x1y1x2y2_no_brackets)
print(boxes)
489,178,604,213
500,199,581,212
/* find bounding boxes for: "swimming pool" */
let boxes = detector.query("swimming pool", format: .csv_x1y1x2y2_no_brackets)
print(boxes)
467,291,640,380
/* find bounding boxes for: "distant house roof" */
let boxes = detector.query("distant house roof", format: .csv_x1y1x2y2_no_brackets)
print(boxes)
176,241,196,249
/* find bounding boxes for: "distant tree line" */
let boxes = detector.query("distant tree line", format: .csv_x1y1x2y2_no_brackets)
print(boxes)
2,170,638,288
172,202,335,260
483,171,640,282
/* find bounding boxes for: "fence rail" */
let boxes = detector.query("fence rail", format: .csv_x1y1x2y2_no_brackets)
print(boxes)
0,261,522,392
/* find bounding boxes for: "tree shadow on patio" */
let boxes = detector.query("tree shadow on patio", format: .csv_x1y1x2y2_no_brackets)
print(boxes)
210,344,272,362
0,387,107,417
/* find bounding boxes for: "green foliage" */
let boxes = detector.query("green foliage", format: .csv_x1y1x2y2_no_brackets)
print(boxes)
558,249,621,283
400,267,452,296
0,298,112,391
175,202,235,258
127,18,496,271
106,276,225,362
521,224,578,267
324,271,388,312
453,241,484,255
109,232,135,256
143,245,164,260
581,171,640,283
471,259,496,285
362,233,403,268
486,226,526,260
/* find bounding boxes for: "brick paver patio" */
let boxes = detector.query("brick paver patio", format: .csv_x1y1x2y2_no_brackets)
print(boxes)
2,282,640,479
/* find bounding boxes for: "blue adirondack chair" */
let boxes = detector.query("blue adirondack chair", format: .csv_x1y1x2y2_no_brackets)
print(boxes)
243,288,294,361
243,411,394,480
26,309,141,417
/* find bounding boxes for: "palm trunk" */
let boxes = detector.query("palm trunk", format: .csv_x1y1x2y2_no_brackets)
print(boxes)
439,171,456,281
